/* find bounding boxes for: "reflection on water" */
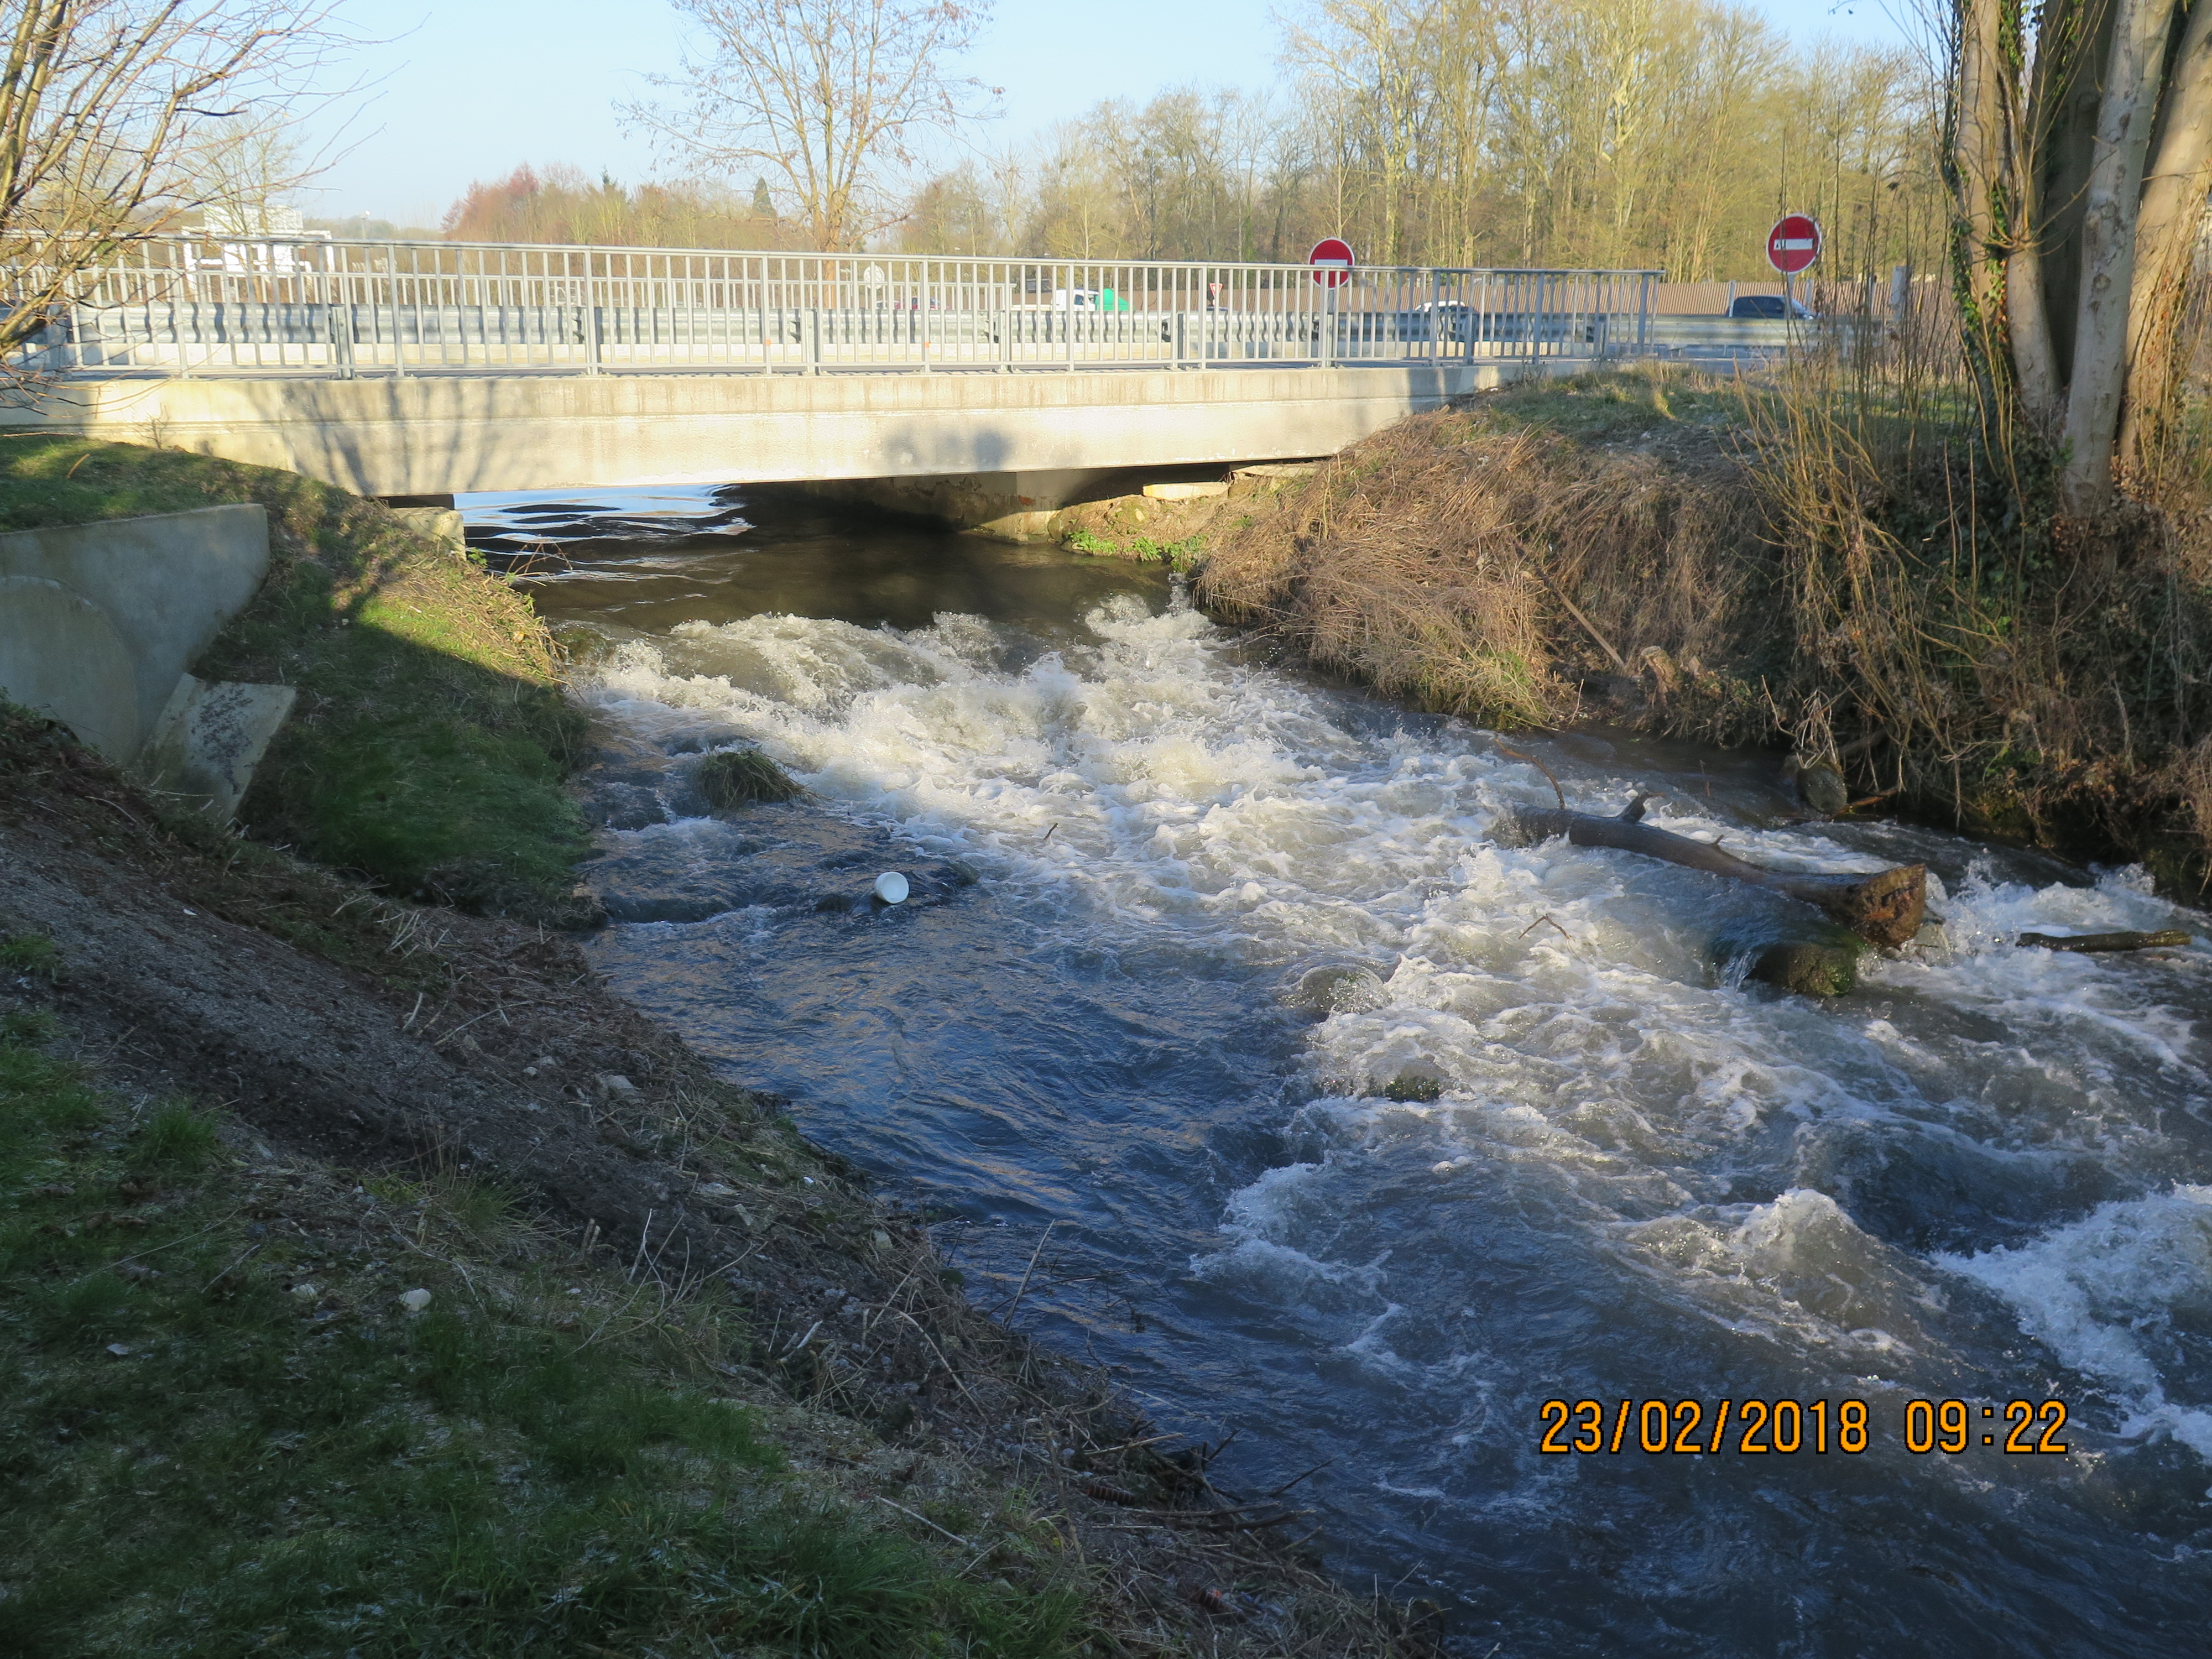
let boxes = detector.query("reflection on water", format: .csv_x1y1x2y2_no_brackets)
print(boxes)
471,483,1168,639
495,484,2212,1657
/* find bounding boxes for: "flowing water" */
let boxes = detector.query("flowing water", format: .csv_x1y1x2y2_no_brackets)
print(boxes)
485,484,2212,1657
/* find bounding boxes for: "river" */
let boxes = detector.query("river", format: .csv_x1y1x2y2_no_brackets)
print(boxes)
473,482,2212,1657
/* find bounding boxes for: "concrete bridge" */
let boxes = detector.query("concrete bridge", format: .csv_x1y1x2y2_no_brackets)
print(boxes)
2,238,1663,528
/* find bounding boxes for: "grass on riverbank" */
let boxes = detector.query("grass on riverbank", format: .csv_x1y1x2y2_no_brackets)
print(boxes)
0,437,588,921
0,955,1083,1657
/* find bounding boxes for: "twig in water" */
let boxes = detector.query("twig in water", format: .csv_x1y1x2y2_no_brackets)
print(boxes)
1494,744,1567,811
1265,1455,1338,1499
1518,913,1571,943
1000,1219,1057,1320
1042,822,1058,843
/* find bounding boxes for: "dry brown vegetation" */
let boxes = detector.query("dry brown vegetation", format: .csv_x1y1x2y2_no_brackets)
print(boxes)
1196,360,2212,893
1202,373,1775,742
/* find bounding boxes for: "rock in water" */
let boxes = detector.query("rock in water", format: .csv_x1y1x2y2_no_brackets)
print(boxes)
1712,918,1865,997
1286,963,1386,1014
1785,754,1850,816
696,748,808,808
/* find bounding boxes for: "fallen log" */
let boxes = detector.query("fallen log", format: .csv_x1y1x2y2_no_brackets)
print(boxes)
2016,928,2192,953
1498,795,1927,949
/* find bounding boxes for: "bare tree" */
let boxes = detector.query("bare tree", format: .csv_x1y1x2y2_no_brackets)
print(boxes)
629,0,998,252
1948,0,2212,515
891,0,1937,276
0,0,352,377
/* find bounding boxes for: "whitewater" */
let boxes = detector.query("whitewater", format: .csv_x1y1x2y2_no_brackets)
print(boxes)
516,496,2212,1656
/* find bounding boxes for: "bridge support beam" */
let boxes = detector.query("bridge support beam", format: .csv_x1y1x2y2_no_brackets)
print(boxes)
0,359,1584,500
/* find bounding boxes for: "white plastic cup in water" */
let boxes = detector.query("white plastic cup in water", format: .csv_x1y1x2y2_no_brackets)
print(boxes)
873,871,910,905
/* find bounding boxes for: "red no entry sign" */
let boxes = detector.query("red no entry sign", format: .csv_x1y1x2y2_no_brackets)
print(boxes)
1767,215,1822,275
1309,237,1354,288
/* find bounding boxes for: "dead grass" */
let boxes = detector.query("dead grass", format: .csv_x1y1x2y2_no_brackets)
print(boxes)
1202,369,1775,739
1196,346,2212,893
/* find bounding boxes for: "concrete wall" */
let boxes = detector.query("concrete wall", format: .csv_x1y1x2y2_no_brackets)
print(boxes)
0,504,271,758
0,358,1581,499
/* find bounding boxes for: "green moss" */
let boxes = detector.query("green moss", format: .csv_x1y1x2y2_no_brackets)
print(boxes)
1711,917,1867,998
0,1009,1086,1658
1063,526,1206,570
0,438,590,921
697,747,810,808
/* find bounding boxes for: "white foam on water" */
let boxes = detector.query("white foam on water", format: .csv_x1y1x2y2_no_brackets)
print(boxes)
581,594,2212,1446
1938,1187,2212,1457
1865,858,2206,1073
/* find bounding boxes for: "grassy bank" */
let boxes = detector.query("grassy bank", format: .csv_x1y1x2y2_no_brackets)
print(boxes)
0,437,589,921
0,978,1082,1656
2,627,1422,1653
1197,365,2212,895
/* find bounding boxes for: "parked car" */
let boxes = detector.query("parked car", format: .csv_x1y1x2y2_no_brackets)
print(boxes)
1727,295,1817,320
1047,288,1132,312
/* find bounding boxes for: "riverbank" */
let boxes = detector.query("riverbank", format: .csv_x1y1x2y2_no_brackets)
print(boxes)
1144,366,2212,898
0,447,1428,1655
0,436,591,923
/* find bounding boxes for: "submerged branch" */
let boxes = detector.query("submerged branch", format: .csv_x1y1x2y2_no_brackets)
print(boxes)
1497,794,1927,949
2016,928,2192,953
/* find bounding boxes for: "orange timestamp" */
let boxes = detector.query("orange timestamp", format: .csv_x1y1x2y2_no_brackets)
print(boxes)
1538,1397,2074,1456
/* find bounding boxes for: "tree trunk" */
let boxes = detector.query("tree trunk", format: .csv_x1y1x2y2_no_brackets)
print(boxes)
2007,0,2065,435
2058,0,2180,514
2032,0,2120,398
2017,927,2193,950
2118,0,2212,469
1952,0,2012,318
1497,797,1928,948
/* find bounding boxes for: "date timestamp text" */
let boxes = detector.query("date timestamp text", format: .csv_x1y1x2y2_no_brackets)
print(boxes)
1538,1397,2071,1456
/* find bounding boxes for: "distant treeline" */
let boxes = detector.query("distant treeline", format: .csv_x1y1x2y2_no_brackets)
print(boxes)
430,0,1939,280
898,0,1941,280
437,164,797,251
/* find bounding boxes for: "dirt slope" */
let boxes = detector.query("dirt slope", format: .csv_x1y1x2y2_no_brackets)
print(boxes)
0,708,1431,1656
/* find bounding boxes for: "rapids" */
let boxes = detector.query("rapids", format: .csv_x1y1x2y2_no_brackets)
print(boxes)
489,484,2212,1657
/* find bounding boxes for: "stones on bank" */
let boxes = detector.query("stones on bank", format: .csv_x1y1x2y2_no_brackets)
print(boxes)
1046,465,1318,566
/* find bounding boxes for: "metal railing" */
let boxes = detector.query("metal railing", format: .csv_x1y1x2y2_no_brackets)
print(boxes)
6,236,1660,379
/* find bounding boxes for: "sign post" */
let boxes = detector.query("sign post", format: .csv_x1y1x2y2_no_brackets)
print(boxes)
1766,214,1821,317
1310,237,1353,367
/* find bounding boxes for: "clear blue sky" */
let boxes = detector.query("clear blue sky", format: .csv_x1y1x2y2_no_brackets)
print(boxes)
303,0,1919,229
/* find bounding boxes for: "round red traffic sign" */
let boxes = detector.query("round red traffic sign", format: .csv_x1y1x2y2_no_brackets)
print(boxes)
1309,237,1354,288
1767,215,1822,275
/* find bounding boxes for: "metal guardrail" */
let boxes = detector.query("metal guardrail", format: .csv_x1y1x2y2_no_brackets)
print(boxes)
6,237,1660,378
